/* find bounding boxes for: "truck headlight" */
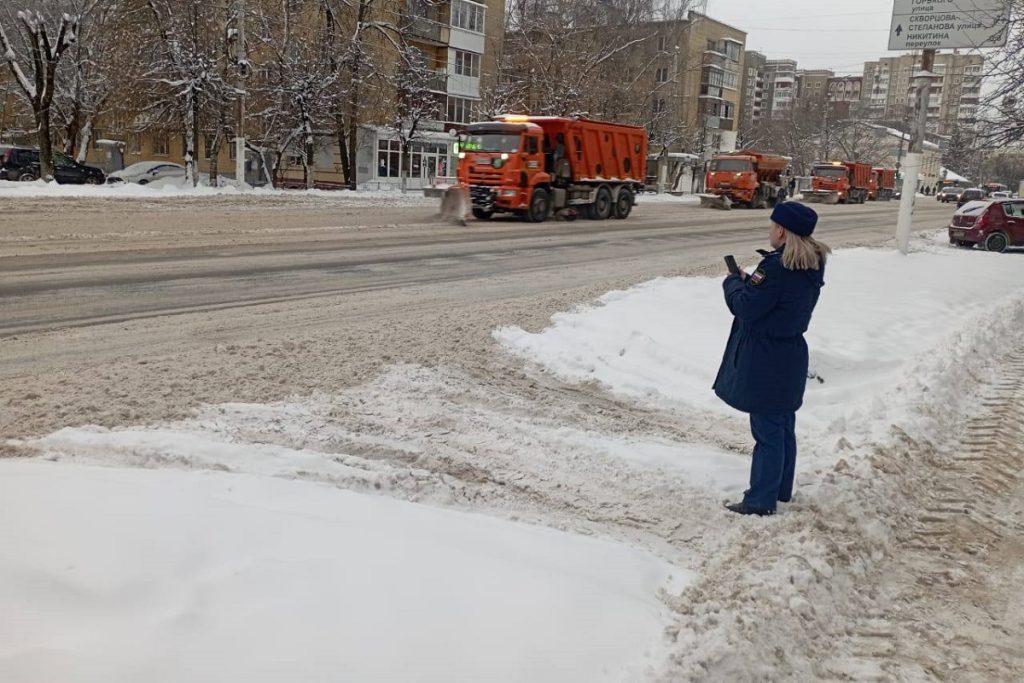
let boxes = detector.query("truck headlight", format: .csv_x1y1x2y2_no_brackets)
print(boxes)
500,189,518,197
492,158,504,169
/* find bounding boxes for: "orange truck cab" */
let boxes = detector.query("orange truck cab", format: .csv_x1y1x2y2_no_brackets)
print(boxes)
456,115,647,222
809,161,872,204
703,151,790,209
872,167,896,201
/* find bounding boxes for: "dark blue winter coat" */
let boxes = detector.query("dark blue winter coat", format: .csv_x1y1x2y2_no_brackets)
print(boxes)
713,248,825,414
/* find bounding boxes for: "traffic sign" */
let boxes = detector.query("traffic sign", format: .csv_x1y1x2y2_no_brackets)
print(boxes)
888,0,1010,50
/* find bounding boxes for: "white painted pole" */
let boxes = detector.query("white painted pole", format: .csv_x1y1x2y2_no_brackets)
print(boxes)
895,49,934,254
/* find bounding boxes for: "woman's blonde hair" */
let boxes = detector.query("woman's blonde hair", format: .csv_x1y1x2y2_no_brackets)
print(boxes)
780,228,831,271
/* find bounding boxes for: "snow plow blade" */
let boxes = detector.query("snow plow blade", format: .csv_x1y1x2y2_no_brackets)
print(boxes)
698,194,732,210
801,191,839,205
439,185,469,224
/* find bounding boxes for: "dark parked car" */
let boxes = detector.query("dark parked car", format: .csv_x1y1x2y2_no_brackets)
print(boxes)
948,198,1024,252
956,187,985,208
0,145,105,184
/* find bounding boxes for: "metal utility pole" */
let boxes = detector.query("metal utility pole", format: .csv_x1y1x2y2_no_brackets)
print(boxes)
895,49,934,255
234,0,248,187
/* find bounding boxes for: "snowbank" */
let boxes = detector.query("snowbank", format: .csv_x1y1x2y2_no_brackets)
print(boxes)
0,460,686,683
0,179,434,204
636,192,701,204
496,235,1024,442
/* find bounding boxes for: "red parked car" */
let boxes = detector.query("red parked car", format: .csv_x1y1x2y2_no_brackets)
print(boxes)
948,198,1024,252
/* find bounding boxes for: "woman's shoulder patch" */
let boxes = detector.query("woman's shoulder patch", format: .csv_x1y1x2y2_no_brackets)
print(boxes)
750,268,767,285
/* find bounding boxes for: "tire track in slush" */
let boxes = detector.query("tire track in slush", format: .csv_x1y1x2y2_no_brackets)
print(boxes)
838,352,1024,680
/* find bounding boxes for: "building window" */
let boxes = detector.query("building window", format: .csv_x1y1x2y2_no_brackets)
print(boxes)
92,130,103,150
204,135,216,160
654,98,666,114
451,0,484,33
130,135,141,155
377,139,401,178
656,67,668,83
454,50,481,78
153,135,169,156
287,153,303,167
657,36,667,51
446,96,477,124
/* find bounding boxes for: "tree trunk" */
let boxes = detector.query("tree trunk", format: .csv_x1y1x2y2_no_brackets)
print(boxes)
36,108,55,181
336,111,350,186
400,140,409,194
75,120,93,163
304,137,315,190
209,132,222,187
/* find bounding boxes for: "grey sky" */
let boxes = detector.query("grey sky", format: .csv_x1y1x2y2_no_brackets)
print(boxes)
703,0,910,74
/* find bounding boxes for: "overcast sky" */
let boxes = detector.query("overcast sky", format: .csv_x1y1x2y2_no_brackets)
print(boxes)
703,0,912,74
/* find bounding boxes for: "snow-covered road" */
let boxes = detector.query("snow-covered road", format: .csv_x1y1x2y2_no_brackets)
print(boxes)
4,231,1024,680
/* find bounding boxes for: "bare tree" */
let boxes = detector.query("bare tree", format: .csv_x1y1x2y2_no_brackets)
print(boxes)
0,1,100,180
54,0,126,161
141,0,229,185
386,41,441,193
977,0,1024,147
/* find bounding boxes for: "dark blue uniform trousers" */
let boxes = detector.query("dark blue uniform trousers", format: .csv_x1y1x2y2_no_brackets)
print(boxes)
744,412,797,511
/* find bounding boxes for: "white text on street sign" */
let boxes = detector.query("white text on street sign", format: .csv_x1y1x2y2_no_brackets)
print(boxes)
889,0,1010,50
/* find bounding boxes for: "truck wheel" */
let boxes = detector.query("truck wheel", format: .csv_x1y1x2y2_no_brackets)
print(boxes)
526,188,550,223
592,186,613,220
472,208,493,220
612,188,633,219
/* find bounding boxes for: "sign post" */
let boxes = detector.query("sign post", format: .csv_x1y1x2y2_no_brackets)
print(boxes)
888,0,1010,254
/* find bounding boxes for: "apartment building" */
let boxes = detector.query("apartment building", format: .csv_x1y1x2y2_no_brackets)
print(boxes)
739,50,767,130
362,0,504,189
683,13,746,154
795,69,833,108
861,51,983,135
763,59,797,119
826,75,862,119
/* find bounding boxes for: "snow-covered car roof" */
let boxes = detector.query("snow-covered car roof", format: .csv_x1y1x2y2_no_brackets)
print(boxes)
954,200,991,215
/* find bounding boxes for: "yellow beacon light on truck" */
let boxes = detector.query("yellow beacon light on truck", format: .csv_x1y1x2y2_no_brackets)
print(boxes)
501,115,530,123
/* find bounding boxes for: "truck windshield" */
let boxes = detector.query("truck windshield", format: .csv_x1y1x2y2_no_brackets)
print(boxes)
709,159,753,172
463,134,521,153
814,166,847,178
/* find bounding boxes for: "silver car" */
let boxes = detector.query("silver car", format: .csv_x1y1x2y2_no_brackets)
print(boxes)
106,161,186,185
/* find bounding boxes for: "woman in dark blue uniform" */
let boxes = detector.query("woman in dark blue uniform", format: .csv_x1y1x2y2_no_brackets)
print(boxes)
714,202,830,516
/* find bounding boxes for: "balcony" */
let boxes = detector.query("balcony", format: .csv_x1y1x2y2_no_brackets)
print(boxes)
407,13,443,44
425,68,448,93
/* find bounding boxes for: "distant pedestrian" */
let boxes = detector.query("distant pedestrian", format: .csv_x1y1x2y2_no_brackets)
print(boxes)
714,202,831,516
788,177,797,196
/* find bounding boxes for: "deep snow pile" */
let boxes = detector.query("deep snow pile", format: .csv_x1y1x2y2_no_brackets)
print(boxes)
496,237,1024,443
0,460,686,683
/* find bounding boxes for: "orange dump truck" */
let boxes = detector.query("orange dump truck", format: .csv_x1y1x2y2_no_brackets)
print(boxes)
803,161,872,204
453,115,647,222
700,151,791,210
871,167,897,201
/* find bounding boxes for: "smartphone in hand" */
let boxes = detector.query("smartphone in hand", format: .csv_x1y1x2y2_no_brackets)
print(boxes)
724,254,740,276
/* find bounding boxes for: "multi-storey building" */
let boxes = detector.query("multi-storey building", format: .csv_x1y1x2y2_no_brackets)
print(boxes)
361,0,503,188
763,59,797,119
826,75,862,119
795,69,833,108
739,50,767,130
684,13,746,155
861,51,983,135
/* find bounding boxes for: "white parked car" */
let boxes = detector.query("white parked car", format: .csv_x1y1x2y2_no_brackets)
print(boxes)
106,161,186,185
990,191,1011,199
